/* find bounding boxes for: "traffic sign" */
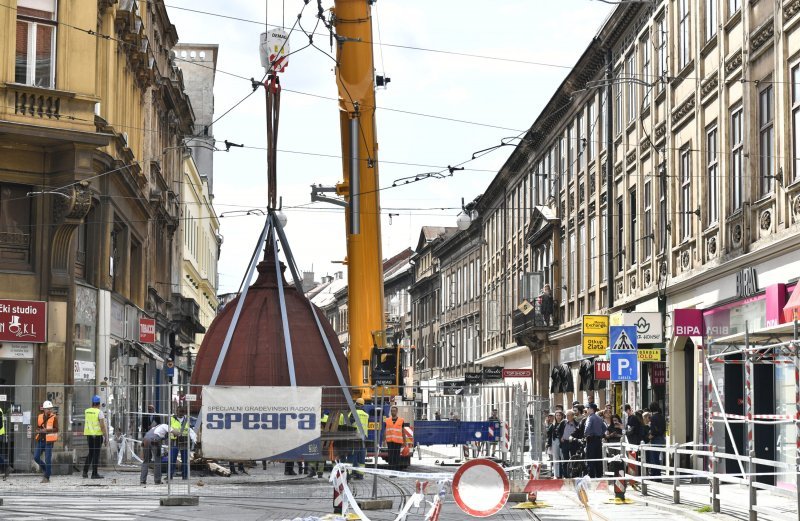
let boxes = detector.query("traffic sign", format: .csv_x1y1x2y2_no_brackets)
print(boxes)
452,458,510,517
610,351,638,381
582,335,608,355
638,349,663,362
609,326,638,350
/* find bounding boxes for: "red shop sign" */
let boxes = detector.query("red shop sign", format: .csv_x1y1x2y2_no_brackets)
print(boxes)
594,360,610,380
502,368,532,379
139,318,156,343
0,299,47,343
651,362,666,386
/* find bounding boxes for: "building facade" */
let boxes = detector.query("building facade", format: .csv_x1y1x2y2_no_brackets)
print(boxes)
0,0,215,469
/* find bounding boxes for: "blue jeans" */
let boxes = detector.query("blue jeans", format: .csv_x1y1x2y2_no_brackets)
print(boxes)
647,436,666,476
350,446,365,468
33,440,53,478
170,446,188,479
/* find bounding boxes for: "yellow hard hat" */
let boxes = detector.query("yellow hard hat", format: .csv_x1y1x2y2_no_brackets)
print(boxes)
355,398,365,406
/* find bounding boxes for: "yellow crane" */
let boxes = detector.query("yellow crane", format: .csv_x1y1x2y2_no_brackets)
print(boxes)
312,0,396,400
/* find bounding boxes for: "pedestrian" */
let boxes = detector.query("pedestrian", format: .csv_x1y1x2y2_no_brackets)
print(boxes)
582,403,604,478
228,461,246,475
383,405,407,471
33,400,58,483
623,404,643,446
0,404,8,480
309,411,329,479
539,284,554,325
544,413,555,461
82,395,107,479
551,411,565,477
141,404,158,438
646,402,666,476
168,406,195,480
559,410,578,475
434,411,441,421
141,423,178,484
604,414,623,443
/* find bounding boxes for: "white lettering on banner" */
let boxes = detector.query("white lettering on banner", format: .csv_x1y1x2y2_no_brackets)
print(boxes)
675,325,702,336
201,386,322,461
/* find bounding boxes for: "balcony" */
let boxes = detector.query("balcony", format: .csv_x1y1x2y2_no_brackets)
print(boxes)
512,300,559,349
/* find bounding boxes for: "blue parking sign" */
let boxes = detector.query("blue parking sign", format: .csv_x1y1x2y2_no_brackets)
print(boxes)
610,351,639,381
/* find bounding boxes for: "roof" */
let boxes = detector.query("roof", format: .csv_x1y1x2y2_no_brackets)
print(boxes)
415,226,458,252
311,277,349,308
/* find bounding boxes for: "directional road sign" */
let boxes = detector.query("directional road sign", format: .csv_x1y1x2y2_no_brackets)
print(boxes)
609,325,638,351
610,351,639,381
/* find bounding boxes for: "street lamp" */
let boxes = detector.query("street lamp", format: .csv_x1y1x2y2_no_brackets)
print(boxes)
456,197,478,231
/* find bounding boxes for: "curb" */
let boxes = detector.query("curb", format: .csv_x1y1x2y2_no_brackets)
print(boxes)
634,497,731,521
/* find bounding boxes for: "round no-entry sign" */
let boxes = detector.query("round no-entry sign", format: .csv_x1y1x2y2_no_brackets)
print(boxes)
452,458,510,517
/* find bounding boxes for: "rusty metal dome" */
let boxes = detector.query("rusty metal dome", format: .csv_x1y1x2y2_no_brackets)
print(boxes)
191,251,349,388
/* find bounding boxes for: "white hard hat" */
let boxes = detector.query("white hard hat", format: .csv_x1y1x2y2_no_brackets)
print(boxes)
42,400,54,409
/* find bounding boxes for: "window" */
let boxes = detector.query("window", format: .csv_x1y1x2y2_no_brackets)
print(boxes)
0,182,33,270
587,101,596,161
579,223,586,292
616,197,624,273
793,64,800,181
577,112,585,172
614,68,623,133
599,90,606,150
658,17,667,91
678,0,691,70
680,146,692,240
588,216,596,288
629,187,637,264
600,210,607,281
643,181,652,260
706,0,717,41
569,231,576,298
659,162,667,253
706,125,719,224
15,0,57,88
627,52,637,123
560,234,567,296
567,125,574,181
730,107,743,210
641,36,651,108
559,137,566,190
729,0,741,15
759,85,774,195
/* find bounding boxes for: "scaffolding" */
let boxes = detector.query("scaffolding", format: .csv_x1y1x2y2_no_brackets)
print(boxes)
705,319,800,518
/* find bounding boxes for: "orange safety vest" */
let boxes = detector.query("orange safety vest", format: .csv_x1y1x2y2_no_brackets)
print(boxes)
37,413,58,443
384,416,404,444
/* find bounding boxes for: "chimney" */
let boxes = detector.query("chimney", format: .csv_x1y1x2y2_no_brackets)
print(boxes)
303,271,315,291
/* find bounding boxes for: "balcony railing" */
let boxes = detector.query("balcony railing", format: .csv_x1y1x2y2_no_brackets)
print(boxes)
512,300,560,339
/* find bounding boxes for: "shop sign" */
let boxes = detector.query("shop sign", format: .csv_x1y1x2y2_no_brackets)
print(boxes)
735,267,758,298
74,360,96,381
482,366,503,380
0,342,34,359
139,318,156,343
465,372,482,384
502,368,532,379
620,312,663,343
651,363,666,385
673,309,704,337
0,300,47,343
443,381,464,395
594,360,610,380
638,349,663,362
582,315,609,335
582,335,608,355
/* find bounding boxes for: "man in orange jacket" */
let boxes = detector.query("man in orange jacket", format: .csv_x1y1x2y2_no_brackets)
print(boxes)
383,405,407,471
33,401,58,483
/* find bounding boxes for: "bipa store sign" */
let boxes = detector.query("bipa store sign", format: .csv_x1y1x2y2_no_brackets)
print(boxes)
139,318,156,343
0,300,47,343
673,309,704,337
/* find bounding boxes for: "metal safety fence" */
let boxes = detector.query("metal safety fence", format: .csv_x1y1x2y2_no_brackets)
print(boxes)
0,382,537,505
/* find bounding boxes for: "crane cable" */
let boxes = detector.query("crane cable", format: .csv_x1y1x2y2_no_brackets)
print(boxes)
266,74,282,210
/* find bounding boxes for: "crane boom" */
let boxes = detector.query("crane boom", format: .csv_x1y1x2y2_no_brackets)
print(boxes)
332,0,387,400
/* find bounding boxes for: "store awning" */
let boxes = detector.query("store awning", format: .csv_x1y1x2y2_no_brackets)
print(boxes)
783,283,800,323
132,342,165,363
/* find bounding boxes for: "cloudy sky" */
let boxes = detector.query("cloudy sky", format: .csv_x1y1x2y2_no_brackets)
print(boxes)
165,0,613,293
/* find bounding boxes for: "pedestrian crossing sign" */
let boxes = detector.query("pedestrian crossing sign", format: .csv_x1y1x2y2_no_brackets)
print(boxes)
609,325,638,350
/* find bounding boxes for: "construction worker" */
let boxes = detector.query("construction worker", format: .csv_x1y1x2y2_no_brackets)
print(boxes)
33,401,58,483
383,405,407,471
168,406,195,480
82,395,107,479
308,410,329,479
348,398,369,479
141,423,179,485
0,405,7,479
